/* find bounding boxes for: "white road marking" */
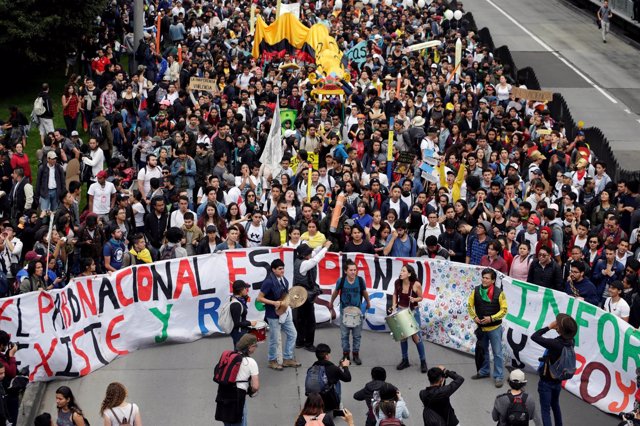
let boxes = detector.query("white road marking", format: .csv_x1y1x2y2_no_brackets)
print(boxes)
484,0,619,104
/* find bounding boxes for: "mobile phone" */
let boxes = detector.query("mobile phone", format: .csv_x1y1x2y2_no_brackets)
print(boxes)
333,409,345,418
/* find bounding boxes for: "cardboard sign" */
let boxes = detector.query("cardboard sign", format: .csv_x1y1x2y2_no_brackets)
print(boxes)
511,87,554,102
189,77,217,93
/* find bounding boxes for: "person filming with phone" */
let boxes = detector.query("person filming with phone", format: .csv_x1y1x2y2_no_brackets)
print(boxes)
304,343,352,416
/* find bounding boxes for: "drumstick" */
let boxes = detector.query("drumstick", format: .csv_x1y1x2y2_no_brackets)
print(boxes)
330,193,345,233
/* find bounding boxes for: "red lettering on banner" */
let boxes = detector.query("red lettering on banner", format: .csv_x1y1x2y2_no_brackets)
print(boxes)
106,314,128,355
71,330,91,376
608,371,636,413
174,259,198,299
579,361,611,404
137,265,153,302
421,261,436,301
270,247,287,261
353,254,372,288
60,292,71,328
226,251,247,284
0,299,13,323
77,279,97,318
115,269,134,307
38,292,54,333
29,338,58,380
318,252,340,285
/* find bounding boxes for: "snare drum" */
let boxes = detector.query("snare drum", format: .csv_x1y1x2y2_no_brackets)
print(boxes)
341,306,363,328
385,309,419,341
249,320,268,343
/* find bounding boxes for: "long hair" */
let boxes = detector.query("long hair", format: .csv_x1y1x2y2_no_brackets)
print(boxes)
100,382,127,414
56,386,83,415
299,393,324,417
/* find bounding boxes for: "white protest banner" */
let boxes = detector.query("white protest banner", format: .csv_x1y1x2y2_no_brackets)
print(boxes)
2,250,636,415
278,2,301,18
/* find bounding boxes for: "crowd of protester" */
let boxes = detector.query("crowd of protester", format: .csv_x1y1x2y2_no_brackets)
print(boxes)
0,0,639,423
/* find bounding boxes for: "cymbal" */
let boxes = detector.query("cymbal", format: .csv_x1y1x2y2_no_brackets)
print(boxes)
287,286,308,308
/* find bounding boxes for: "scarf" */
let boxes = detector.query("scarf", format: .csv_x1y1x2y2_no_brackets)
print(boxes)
479,284,494,303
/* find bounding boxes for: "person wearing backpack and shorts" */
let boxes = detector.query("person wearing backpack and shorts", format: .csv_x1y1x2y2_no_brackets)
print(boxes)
492,369,541,426
329,259,371,365
305,343,351,415
214,333,260,426
531,313,578,426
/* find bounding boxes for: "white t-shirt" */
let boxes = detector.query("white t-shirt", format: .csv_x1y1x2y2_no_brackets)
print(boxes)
137,166,162,196
169,209,195,229
604,297,630,319
104,402,139,426
235,357,259,392
246,222,264,247
88,181,116,214
132,202,145,227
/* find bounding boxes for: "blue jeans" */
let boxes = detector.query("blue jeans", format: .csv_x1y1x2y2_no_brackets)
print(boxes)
231,328,247,349
340,311,363,353
538,379,562,426
478,325,504,380
267,315,297,361
400,309,426,362
39,189,59,211
223,401,248,426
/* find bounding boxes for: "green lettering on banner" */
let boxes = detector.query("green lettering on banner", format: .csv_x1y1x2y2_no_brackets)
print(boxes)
574,301,597,346
505,279,538,329
150,304,173,343
597,313,620,363
622,327,640,371
534,288,561,330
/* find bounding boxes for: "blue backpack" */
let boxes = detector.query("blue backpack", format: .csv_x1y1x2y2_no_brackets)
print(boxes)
305,365,330,395
548,345,577,381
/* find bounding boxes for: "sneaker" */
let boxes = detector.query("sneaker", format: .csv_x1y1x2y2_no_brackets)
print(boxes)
295,344,304,349
420,361,428,373
352,353,362,365
471,373,490,380
268,361,283,371
283,358,302,368
304,345,317,352
396,359,410,370
495,379,504,388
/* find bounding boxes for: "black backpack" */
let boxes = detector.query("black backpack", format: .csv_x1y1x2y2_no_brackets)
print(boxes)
505,393,529,426
90,120,105,143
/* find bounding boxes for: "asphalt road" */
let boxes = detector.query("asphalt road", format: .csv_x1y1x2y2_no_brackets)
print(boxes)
34,326,616,425
468,0,640,172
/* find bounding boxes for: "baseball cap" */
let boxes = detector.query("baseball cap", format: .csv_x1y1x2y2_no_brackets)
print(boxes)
160,99,171,106
561,184,572,193
528,216,541,226
206,224,218,233
97,170,108,179
509,369,527,383
345,219,356,227
549,203,560,212
47,151,57,159
71,130,79,137
25,250,42,262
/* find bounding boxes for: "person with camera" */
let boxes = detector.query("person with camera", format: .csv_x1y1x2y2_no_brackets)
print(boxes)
305,343,352,415
492,369,541,426
419,365,464,426
618,409,640,426
293,241,331,352
531,313,578,426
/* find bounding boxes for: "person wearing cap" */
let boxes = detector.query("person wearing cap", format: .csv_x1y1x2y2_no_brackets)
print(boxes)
256,259,300,370
87,169,116,223
531,314,578,426
603,280,630,322
468,268,508,388
228,280,258,347
492,369,541,426
214,333,259,426
293,240,332,352
34,150,65,211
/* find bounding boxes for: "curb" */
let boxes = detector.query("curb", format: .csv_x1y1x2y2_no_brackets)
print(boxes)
16,381,47,426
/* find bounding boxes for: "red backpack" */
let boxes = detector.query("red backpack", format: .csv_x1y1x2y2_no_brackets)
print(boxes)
213,350,245,385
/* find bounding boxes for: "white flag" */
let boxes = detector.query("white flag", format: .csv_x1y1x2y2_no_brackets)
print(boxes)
259,101,284,179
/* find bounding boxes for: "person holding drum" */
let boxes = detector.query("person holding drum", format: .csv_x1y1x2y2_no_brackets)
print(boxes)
389,265,427,373
229,280,258,348
329,260,371,365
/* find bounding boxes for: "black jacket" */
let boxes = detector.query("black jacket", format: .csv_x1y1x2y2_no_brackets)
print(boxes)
438,231,466,262
311,359,351,412
527,259,563,291
531,327,574,382
418,370,464,426
37,91,54,118
35,163,65,200
353,380,398,426
144,211,169,249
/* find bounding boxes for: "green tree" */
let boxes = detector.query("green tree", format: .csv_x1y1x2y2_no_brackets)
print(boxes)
0,0,108,74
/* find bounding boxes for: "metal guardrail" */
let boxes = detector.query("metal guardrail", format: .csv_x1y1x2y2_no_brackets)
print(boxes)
466,11,638,182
